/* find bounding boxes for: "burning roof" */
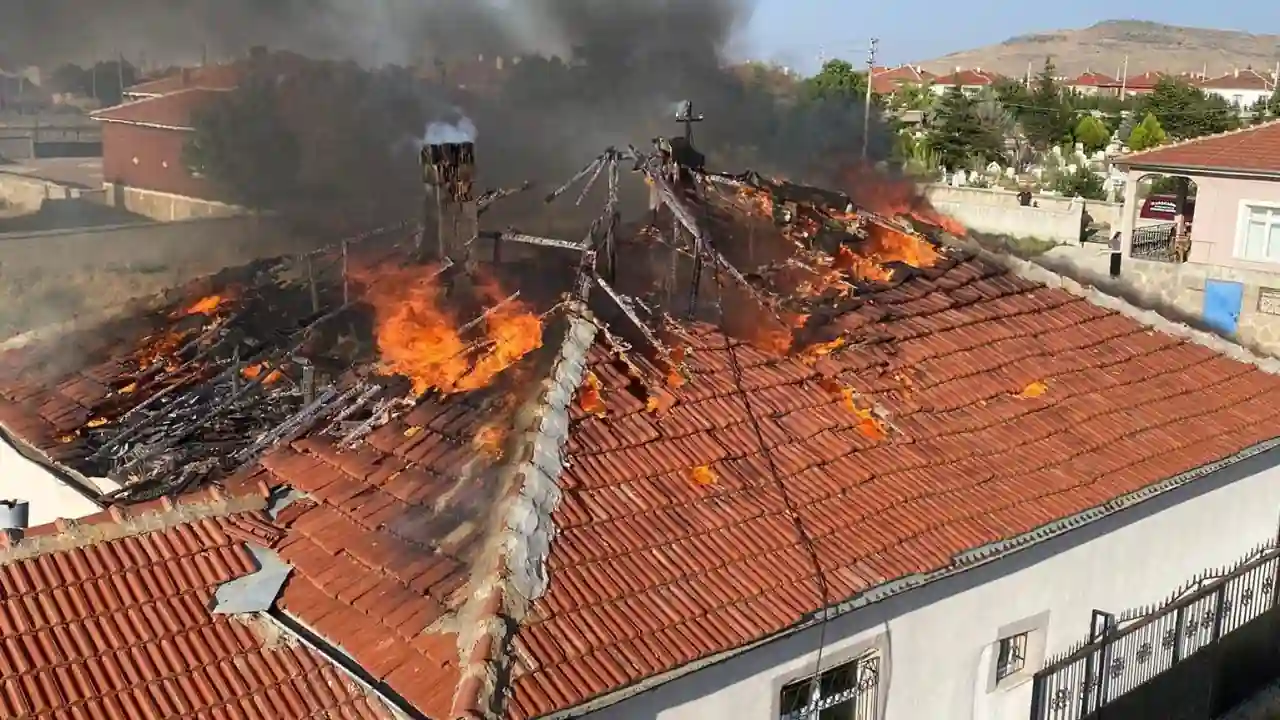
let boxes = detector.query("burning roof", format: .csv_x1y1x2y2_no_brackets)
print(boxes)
3,138,1280,720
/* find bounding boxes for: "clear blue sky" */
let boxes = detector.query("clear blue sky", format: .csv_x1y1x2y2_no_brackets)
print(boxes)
739,1,1276,74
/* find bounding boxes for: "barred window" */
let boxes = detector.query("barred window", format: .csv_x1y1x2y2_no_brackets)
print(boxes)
996,632,1029,681
779,653,879,720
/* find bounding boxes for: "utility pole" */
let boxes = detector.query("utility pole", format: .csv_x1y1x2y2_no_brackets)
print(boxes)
861,38,879,161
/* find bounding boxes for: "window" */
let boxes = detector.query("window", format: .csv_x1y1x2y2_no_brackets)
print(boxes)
779,654,880,720
995,632,1029,681
1237,204,1280,263
1233,94,1244,107
987,611,1050,693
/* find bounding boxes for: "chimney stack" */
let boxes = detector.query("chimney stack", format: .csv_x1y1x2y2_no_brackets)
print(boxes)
180,67,192,87
421,142,477,263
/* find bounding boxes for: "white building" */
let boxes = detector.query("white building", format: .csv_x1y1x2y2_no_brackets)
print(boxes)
1199,68,1277,110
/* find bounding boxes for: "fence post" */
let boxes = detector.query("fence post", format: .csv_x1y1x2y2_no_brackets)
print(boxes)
1094,611,1117,710
1172,606,1186,664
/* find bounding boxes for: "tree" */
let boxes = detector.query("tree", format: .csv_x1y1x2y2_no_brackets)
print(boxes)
1054,166,1106,200
184,75,301,211
1073,115,1111,153
1139,79,1236,139
927,86,1004,170
801,59,873,104
1249,88,1280,124
1018,57,1075,151
1127,113,1168,151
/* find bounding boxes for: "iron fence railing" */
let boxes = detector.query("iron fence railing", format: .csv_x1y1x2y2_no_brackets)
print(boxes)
1129,222,1182,262
1030,541,1280,720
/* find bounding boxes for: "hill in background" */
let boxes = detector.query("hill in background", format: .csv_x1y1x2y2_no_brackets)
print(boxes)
914,20,1280,78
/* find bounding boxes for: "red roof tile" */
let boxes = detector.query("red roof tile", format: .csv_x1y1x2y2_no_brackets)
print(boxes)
0,487,395,719
1117,119,1280,174
933,69,999,87
1069,71,1117,87
871,65,934,94
1199,69,1276,92
90,88,229,130
503,254,1280,718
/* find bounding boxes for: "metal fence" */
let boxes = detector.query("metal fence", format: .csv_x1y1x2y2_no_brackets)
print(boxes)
1129,222,1181,262
1030,542,1280,720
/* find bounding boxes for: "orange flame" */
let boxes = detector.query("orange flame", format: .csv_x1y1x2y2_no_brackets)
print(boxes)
577,372,607,416
358,264,543,395
689,465,717,486
180,293,233,317
241,363,283,385
135,330,192,370
473,423,505,457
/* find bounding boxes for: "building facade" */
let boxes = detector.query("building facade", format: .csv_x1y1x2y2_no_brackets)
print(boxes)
1115,120,1280,354
91,88,237,220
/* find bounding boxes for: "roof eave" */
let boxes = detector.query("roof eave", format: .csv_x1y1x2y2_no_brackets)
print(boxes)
91,117,195,132
1116,160,1280,180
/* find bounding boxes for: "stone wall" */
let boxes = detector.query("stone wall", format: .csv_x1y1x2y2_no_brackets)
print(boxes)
103,183,244,222
926,194,1087,245
0,215,314,340
924,184,1124,229
0,171,90,212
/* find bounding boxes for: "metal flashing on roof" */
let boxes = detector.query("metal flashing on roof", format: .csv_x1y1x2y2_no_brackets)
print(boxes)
209,543,293,615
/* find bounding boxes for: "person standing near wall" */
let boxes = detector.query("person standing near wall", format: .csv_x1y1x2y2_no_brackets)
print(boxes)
1109,230,1122,278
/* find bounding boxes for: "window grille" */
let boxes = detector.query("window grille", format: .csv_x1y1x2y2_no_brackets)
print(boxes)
996,632,1029,681
778,654,880,720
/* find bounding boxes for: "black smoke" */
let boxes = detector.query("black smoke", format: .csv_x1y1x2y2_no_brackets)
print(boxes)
4,0,892,224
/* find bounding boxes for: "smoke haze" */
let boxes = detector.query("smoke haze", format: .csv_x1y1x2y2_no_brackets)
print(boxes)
3,0,891,225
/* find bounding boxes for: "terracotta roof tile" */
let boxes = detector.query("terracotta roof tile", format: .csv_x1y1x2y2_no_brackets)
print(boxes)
933,69,999,87
0,489,395,719
1199,69,1276,91
1118,119,1280,174
505,254,1280,718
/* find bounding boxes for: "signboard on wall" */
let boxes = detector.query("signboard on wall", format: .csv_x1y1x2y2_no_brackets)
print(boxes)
1258,287,1280,316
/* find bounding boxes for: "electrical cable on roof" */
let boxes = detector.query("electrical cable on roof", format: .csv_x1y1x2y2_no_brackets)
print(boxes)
699,183,834,714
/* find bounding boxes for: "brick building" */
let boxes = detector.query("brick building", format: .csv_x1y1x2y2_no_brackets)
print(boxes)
89,87,235,219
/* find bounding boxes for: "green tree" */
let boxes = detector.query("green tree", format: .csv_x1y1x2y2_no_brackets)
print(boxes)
1054,166,1106,200
183,75,301,210
1127,112,1168,151
801,59,873,104
1018,57,1076,151
1249,88,1280,124
1073,115,1111,153
1139,79,1237,139
927,86,1004,170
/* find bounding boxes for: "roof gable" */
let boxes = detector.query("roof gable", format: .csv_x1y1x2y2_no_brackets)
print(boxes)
1118,119,1280,174
935,69,997,87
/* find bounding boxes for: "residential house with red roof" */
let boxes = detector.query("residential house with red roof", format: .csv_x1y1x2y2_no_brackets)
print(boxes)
869,65,934,96
1198,68,1278,111
1066,71,1118,96
1096,71,1167,99
4,155,1280,720
930,68,1000,96
1114,120,1280,354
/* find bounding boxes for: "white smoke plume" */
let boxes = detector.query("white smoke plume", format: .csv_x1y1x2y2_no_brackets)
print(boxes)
424,115,478,145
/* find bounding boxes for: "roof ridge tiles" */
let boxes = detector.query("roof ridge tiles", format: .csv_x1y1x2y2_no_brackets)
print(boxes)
1119,117,1280,167
450,307,598,720
0,481,271,564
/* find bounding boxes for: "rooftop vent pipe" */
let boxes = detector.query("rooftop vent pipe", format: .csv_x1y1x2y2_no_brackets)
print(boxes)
0,500,29,531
